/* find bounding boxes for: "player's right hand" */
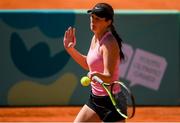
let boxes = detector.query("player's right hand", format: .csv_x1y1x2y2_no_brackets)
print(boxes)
63,27,76,49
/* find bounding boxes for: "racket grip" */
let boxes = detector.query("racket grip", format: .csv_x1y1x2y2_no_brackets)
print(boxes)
92,76,103,84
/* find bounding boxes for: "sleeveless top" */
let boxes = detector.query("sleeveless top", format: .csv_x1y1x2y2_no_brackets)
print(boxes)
86,31,120,96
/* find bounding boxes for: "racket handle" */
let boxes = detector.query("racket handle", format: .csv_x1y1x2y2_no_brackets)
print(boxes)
92,76,103,84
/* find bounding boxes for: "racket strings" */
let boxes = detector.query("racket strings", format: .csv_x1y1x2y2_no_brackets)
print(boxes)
111,82,135,119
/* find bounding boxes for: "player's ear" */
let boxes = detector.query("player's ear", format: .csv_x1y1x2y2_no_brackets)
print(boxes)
106,19,112,27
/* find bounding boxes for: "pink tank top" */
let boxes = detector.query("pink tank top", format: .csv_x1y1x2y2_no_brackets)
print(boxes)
87,31,120,96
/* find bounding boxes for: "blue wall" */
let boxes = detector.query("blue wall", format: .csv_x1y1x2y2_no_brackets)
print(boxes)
0,10,179,106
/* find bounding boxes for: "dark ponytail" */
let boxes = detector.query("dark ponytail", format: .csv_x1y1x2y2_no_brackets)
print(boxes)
110,25,125,60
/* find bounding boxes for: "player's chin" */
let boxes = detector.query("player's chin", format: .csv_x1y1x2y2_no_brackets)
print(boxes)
90,28,97,34
90,25,96,31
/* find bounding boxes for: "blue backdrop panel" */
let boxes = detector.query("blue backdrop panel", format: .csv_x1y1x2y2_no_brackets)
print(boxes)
0,10,179,106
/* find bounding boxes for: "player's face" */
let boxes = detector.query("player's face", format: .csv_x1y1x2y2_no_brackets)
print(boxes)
90,14,111,34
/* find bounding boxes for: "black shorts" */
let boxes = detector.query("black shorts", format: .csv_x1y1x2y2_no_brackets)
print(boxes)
86,92,127,122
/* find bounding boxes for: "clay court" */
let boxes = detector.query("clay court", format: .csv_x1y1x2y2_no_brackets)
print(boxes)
0,106,179,122
0,0,180,122
0,0,180,10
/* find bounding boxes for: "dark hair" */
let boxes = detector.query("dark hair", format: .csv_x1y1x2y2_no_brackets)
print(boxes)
110,25,125,60
88,3,125,60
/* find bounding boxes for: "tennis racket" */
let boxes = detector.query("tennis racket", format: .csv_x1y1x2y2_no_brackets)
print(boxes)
92,76,135,119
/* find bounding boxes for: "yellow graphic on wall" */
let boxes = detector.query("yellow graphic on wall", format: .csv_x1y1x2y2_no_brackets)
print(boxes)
8,73,78,106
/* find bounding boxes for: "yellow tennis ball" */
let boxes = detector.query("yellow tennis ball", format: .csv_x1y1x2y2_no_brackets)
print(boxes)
80,76,91,86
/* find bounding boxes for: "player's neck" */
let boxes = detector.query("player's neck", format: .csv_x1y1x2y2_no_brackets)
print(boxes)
95,29,109,42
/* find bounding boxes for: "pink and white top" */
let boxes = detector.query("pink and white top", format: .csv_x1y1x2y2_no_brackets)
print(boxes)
86,31,120,96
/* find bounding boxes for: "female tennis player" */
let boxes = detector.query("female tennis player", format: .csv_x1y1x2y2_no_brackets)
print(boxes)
63,3,125,122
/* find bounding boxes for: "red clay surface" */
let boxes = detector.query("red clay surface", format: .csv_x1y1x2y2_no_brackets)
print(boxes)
0,106,180,122
0,0,180,10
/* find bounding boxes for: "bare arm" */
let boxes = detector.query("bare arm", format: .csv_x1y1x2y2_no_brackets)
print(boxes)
66,47,89,70
63,27,89,70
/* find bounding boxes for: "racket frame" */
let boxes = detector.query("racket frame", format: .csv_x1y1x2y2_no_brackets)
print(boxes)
92,76,135,119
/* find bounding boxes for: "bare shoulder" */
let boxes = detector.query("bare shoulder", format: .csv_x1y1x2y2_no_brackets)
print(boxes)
102,34,119,52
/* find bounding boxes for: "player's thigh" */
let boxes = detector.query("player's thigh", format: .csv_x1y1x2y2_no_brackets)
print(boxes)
74,104,101,122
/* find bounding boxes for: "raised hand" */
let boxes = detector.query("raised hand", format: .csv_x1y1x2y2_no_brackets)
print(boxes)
63,27,76,49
